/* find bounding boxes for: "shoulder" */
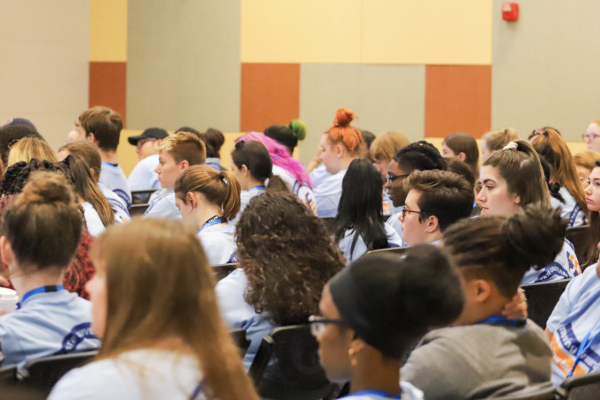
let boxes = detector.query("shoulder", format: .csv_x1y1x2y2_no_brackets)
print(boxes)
140,154,159,169
384,223,402,244
315,170,345,194
216,269,248,293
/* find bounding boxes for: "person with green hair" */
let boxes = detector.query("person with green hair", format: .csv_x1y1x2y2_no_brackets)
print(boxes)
264,119,306,155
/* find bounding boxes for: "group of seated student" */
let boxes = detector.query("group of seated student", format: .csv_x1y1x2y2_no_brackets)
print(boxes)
3,108,600,399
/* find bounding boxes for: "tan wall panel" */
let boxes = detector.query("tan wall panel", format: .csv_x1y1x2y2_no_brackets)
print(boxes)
90,0,127,62
299,64,425,165
0,0,89,150
127,0,241,132
491,0,600,142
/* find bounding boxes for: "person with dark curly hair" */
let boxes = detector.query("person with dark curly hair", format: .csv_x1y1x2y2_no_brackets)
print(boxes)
216,192,344,367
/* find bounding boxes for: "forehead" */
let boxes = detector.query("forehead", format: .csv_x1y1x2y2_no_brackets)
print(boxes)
405,189,422,207
588,123,600,133
590,166,600,178
479,165,505,183
159,151,174,163
319,285,341,319
389,160,408,175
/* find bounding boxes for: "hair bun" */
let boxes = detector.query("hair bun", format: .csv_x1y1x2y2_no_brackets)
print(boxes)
288,119,306,141
334,108,354,128
17,171,73,207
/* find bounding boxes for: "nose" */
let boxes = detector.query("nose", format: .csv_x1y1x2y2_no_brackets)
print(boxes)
476,189,485,203
585,184,592,196
398,212,404,223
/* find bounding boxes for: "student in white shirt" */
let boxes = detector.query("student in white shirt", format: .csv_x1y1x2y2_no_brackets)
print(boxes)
0,172,99,367
531,127,588,227
175,165,240,265
49,218,259,400
333,159,401,263
127,127,168,191
313,246,464,400
75,106,132,206
229,140,289,224
477,140,581,283
216,192,344,367
400,170,473,247
144,132,206,220
313,108,365,217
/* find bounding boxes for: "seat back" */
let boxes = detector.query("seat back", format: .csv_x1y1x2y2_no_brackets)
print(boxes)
521,279,571,329
213,263,238,281
565,225,592,266
366,246,409,257
249,325,336,400
230,328,251,358
17,351,98,395
131,189,157,205
128,203,149,216
493,384,555,400
0,364,17,386
556,371,600,400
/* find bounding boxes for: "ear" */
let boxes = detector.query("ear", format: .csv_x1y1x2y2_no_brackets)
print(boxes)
457,152,467,162
514,195,521,205
90,169,95,179
179,160,190,170
473,279,493,303
186,192,198,209
0,236,14,267
425,215,440,233
335,144,344,158
154,140,163,149
350,338,366,355
241,164,250,177
87,132,96,143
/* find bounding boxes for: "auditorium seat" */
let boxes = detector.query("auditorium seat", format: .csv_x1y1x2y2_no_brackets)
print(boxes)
521,279,571,329
128,203,150,216
556,371,600,399
131,189,157,205
366,246,409,256
565,226,592,267
213,263,238,281
493,383,555,399
230,328,251,358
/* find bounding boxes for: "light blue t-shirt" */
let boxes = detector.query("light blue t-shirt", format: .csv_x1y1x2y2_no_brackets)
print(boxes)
230,187,265,225
143,190,181,220
338,223,402,263
205,157,222,171
100,162,132,207
547,263,600,385
315,169,347,217
197,224,237,266
272,165,317,213
81,202,106,237
49,349,203,400
309,164,331,189
127,154,161,192
550,186,586,228
521,239,581,284
341,382,423,400
98,183,130,223
216,269,275,368
386,213,403,238
0,288,100,367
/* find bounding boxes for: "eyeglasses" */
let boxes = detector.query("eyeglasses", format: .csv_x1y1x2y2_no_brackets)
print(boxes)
386,173,409,185
583,133,599,141
7,139,21,149
308,315,347,337
137,138,157,149
401,205,427,219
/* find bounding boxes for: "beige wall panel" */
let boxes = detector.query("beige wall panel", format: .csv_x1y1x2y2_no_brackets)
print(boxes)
491,0,600,142
362,0,492,65
299,64,425,165
0,0,89,150
127,0,240,132
241,0,362,64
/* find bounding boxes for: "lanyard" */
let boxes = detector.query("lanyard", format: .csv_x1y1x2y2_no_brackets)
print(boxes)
476,316,527,327
248,185,265,192
348,390,401,399
18,285,65,309
568,318,600,377
198,215,225,233
189,381,203,400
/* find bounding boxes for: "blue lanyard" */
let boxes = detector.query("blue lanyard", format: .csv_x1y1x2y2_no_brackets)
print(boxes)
248,185,265,192
17,285,65,309
198,215,225,233
102,162,118,167
477,316,527,327
568,318,600,377
347,390,401,399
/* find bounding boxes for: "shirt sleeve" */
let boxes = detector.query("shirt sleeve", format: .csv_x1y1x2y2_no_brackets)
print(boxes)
128,162,152,191
48,364,134,400
215,271,252,330
143,197,181,220
546,274,579,333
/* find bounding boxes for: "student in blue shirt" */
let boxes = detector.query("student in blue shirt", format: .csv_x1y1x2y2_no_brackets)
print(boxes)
144,132,206,220
314,108,365,217
50,218,259,400
216,193,344,367
313,246,464,400
75,106,132,207
127,127,168,191
0,172,99,367
175,165,240,265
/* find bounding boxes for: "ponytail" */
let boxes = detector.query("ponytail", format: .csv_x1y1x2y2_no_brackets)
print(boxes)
266,174,289,193
220,170,241,221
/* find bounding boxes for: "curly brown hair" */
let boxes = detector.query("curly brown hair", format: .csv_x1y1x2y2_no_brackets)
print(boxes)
236,192,344,326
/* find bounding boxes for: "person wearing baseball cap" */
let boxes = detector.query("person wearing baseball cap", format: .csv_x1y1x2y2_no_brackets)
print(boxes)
312,246,464,400
127,127,168,192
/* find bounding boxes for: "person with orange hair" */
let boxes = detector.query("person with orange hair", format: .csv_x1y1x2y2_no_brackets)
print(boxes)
314,108,365,217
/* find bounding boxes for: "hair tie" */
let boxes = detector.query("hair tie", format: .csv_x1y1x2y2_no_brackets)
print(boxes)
504,141,519,151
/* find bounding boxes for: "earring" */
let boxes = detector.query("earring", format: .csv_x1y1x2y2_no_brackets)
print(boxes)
348,348,358,366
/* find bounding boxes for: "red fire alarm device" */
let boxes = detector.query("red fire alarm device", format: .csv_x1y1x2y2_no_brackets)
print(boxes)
502,3,519,21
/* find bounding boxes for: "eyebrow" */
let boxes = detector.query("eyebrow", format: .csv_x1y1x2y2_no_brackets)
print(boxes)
482,179,496,184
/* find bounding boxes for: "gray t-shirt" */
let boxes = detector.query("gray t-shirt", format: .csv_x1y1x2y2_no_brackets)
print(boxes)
401,322,552,400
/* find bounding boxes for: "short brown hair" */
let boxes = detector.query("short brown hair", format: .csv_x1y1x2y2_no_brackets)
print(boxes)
59,141,102,183
370,131,410,162
159,132,206,166
443,132,479,175
574,151,600,171
404,169,474,231
78,106,123,151
482,128,519,152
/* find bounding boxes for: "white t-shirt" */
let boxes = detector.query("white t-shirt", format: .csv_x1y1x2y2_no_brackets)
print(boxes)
341,382,423,400
550,186,586,228
386,213,403,238
310,164,332,189
521,239,581,284
99,162,132,207
127,154,161,191
98,183,130,224
81,202,106,237
314,169,347,217
272,165,318,214
547,263,600,385
197,223,237,265
144,190,181,220
230,187,265,225
49,349,204,400
338,223,402,263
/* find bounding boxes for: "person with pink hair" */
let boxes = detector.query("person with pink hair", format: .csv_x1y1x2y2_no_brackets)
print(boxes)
236,132,316,213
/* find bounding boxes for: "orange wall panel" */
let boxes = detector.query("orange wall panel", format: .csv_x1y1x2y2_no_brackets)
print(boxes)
425,65,491,138
240,63,300,132
89,62,127,127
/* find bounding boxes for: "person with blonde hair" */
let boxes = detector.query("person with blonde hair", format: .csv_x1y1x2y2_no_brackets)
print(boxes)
583,119,600,152
7,137,58,166
531,127,588,227
480,128,519,162
175,165,240,265
574,150,600,189
145,132,206,220
49,218,259,400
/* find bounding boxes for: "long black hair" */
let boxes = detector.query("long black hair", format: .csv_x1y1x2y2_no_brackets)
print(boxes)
333,158,388,258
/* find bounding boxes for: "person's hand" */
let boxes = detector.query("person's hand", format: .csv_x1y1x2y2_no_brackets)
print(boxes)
0,276,10,287
502,288,528,319
312,146,323,164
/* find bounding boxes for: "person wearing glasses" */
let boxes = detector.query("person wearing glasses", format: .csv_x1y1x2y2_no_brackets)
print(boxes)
583,120,600,153
312,247,464,400
385,141,447,237
127,128,168,191
399,170,473,247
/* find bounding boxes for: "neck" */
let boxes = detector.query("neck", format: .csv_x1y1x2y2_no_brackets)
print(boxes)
10,267,64,298
425,230,443,244
454,297,510,326
350,360,402,396
246,177,265,191
337,156,355,173
196,203,225,231
100,149,118,164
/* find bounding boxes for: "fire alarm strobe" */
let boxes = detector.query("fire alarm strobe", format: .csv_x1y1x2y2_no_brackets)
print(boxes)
502,2,519,21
